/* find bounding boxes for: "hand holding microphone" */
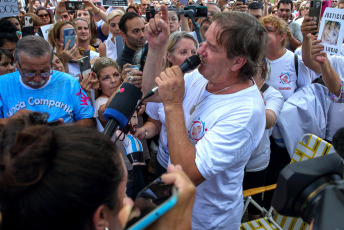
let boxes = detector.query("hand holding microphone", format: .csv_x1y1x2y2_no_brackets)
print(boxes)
142,55,200,101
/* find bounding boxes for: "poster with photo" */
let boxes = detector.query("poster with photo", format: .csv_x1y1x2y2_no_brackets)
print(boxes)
317,7,344,55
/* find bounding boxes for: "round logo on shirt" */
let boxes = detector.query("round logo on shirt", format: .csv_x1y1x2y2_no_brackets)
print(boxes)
279,73,292,85
188,118,207,142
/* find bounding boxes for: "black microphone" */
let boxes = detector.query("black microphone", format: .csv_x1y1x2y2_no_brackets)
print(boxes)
103,83,143,137
142,55,201,100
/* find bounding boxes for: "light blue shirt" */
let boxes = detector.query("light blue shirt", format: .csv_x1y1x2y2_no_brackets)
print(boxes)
0,71,94,123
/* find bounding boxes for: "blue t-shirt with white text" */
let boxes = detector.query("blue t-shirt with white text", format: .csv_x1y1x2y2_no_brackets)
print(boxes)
0,71,94,123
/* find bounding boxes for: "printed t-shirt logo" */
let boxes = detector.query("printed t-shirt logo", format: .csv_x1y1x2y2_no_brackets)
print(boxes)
188,118,208,142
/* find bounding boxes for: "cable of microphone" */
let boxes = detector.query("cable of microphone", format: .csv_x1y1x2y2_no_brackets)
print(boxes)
142,55,201,100
103,83,143,137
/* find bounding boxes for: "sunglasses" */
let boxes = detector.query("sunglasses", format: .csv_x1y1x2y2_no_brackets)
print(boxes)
38,13,49,18
93,2,102,6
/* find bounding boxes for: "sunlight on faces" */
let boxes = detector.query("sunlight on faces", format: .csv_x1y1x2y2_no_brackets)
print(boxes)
75,20,90,42
77,10,91,24
17,52,52,89
167,38,197,66
0,54,15,76
99,66,122,98
109,16,122,37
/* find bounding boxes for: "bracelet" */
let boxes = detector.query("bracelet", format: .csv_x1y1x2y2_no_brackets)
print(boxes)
143,127,147,139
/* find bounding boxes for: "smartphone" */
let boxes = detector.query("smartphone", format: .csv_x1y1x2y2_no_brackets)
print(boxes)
125,178,178,230
309,0,322,35
24,16,33,26
146,6,156,22
194,6,207,18
65,1,85,10
22,26,35,37
78,56,92,78
63,28,75,50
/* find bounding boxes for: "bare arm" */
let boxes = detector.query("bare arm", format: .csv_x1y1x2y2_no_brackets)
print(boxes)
134,117,162,139
157,67,205,186
265,109,277,129
98,42,106,57
301,15,321,74
142,5,170,101
311,40,342,97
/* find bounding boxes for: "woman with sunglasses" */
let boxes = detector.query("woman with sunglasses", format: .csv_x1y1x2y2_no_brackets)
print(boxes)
35,6,54,26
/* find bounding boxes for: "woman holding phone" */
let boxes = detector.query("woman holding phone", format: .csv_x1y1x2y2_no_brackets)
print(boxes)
0,115,196,230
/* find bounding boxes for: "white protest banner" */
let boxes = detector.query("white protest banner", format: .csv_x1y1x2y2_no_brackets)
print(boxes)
41,24,53,42
317,7,344,55
102,0,128,7
0,0,20,18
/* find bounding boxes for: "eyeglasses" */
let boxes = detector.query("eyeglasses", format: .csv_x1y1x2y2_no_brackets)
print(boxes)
17,62,52,79
38,13,49,18
93,2,102,6
62,14,70,19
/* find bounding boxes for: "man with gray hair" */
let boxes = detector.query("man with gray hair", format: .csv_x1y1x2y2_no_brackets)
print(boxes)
143,7,267,229
0,36,95,127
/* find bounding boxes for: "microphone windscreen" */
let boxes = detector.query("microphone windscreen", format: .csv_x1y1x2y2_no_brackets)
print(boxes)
180,55,201,73
103,83,143,128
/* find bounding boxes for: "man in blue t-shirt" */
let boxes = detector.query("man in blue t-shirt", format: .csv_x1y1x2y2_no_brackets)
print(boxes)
0,36,95,128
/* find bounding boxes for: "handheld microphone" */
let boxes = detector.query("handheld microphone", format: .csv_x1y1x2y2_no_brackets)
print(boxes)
142,55,201,100
103,83,143,137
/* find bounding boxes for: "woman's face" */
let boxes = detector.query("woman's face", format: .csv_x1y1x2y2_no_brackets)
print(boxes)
57,24,75,48
37,9,50,25
77,10,91,24
52,54,65,72
8,17,21,31
109,16,122,37
265,23,285,51
167,38,197,66
168,11,180,34
99,66,122,98
0,54,15,76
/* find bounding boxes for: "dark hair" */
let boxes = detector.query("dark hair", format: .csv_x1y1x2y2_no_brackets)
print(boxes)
119,12,141,34
35,6,54,24
0,48,14,62
126,5,139,14
0,17,21,30
333,128,344,159
212,12,268,80
277,0,293,11
0,116,125,230
248,2,264,10
0,20,19,48
168,6,180,21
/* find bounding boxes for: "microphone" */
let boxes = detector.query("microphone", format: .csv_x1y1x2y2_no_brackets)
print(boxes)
103,83,143,137
142,55,201,100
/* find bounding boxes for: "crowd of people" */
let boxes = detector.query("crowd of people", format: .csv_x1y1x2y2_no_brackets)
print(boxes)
0,0,343,229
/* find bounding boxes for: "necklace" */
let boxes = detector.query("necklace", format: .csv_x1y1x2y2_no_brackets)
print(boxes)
189,80,243,115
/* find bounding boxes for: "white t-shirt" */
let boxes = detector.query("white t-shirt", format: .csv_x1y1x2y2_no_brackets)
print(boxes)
93,96,108,132
266,49,311,100
246,85,284,172
181,70,266,230
145,102,169,168
68,51,100,78
328,55,344,80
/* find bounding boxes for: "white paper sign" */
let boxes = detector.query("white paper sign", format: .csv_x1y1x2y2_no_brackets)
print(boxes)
41,24,53,42
0,0,20,18
317,7,344,55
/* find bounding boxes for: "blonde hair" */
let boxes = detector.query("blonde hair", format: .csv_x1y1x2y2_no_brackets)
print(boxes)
164,31,197,69
261,15,291,47
107,10,125,24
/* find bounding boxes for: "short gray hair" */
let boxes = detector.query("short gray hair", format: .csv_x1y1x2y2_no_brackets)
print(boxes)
14,35,53,65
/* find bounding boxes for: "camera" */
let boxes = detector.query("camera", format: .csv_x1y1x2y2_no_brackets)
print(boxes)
272,151,344,229
179,5,207,18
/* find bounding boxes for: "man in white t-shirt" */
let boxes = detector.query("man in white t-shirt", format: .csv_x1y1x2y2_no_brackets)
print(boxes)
142,7,267,229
